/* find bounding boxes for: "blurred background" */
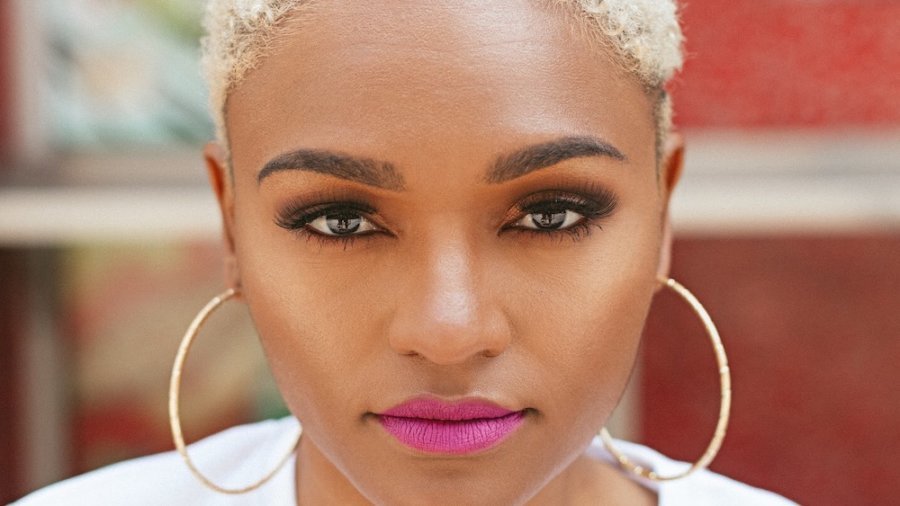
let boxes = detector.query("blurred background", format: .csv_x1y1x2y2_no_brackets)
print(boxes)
0,0,897,504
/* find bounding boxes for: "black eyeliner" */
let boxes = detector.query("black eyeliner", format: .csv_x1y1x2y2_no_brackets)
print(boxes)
274,197,376,232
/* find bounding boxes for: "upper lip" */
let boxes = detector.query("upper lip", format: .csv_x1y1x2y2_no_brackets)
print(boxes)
379,396,521,421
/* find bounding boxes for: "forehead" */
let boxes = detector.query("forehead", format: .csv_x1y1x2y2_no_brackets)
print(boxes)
226,0,655,176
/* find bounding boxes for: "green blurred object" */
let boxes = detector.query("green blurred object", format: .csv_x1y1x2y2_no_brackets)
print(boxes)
46,0,212,149
138,0,206,42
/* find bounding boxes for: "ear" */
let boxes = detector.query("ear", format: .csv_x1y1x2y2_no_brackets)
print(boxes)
204,142,242,295
656,131,685,285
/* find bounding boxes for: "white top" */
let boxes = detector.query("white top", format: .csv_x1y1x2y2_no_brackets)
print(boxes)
14,416,796,505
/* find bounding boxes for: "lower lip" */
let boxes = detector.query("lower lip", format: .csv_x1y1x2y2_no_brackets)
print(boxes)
378,411,526,455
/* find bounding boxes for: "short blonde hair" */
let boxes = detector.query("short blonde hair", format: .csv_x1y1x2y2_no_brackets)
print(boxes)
202,0,683,151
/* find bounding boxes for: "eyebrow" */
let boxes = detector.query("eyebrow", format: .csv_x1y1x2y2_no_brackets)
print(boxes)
484,135,626,184
256,135,625,188
257,150,406,190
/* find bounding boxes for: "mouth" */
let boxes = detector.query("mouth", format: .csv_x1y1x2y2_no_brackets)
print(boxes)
376,397,527,455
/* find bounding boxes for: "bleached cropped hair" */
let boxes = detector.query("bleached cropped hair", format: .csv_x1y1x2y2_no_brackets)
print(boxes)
202,0,684,151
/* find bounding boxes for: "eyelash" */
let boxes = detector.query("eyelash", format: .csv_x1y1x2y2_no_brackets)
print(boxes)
274,200,377,251
274,185,618,249
507,192,615,244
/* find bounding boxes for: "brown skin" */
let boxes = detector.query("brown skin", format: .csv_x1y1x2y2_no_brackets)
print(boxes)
205,1,684,504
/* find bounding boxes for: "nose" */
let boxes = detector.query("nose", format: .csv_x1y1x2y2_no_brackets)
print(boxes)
387,240,512,365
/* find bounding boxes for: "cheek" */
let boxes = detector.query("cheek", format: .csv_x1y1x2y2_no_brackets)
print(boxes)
230,198,370,429
534,277,653,426
511,210,659,430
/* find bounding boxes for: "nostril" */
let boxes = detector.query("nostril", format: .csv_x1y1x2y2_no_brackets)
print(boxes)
389,330,509,365
482,348,502,359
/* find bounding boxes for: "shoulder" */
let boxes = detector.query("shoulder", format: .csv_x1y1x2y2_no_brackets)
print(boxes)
586,437,798,506
13,417,300,506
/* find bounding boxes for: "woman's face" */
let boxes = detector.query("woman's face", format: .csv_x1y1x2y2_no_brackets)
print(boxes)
211,1,680,504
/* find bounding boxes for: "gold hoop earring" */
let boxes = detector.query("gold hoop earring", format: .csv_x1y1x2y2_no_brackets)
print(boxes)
600,277,731,482
168,288,301,494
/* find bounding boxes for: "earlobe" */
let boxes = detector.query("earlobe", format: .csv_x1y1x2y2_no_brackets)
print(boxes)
203,142,242,295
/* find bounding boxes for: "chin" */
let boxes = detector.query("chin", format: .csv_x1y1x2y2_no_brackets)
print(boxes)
351,451,556,506
367,478,538,506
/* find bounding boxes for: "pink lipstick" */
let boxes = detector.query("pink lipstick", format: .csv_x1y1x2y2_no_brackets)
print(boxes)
377,397,526,455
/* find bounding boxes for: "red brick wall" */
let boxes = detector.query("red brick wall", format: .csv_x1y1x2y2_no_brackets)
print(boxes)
640,2,899,504
642,235,900,505
672,0,900,127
